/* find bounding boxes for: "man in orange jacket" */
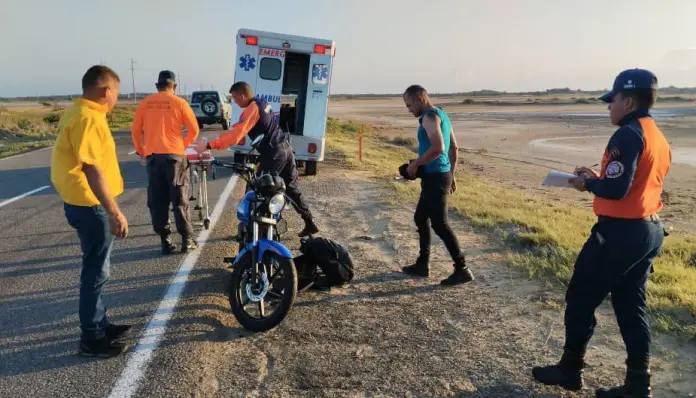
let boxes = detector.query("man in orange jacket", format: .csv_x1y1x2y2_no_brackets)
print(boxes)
131,70,200,254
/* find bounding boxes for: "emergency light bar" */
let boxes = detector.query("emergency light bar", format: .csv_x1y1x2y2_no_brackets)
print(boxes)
245,36,258,46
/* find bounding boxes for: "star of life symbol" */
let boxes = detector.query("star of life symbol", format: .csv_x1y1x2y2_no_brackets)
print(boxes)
239,54,256,71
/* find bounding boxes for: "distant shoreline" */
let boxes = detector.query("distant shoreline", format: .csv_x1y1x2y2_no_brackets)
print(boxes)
3,86,696,102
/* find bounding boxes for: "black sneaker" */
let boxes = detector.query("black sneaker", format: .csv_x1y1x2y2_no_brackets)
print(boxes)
440,267,474,286
106,323,132,341
161,236,177,255
78,337,127,358
182,238,199,253
402,263,430,277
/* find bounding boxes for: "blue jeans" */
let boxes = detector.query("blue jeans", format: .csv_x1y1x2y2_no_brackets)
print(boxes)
64,203,114,340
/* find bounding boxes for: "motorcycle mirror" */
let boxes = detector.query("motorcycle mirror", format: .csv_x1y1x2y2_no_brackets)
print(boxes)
250,134,264,149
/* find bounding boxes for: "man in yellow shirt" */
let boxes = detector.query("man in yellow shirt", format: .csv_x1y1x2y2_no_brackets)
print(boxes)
50,65,130,358
131,70,200,254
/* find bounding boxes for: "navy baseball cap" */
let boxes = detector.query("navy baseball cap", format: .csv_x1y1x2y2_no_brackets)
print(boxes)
599,68,658,103
157,70,176,85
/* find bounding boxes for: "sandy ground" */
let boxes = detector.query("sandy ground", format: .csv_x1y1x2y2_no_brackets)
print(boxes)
328,98,696,234
2,98,694,396
155,161,696,397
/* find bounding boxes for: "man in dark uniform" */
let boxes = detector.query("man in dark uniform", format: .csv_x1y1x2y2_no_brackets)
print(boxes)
195,81,319,237
532,68,671,398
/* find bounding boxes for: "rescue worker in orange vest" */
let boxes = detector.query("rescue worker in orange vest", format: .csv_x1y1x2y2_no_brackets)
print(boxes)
195,81,319,238
532,69,671,398
131,71,200,254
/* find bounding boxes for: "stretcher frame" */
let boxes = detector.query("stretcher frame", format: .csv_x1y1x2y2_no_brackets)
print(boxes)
186,147,216,230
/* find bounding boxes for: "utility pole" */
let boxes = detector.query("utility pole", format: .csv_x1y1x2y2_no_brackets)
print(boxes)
130,58,137,103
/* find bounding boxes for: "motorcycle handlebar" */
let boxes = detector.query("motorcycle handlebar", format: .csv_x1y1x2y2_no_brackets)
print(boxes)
211,159,253,173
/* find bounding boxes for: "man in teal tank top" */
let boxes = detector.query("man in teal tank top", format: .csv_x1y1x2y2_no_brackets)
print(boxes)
402,85,474,286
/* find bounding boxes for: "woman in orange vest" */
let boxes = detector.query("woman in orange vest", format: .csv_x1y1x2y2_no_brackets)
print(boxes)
532,69,671,398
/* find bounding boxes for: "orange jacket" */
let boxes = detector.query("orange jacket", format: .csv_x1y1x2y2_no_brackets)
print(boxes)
131,91,200,156
208,101,260,150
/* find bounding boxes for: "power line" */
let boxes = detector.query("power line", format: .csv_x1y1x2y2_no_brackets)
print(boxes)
130,58,137,103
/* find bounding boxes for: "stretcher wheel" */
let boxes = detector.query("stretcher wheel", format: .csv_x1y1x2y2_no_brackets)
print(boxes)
204,219,210,230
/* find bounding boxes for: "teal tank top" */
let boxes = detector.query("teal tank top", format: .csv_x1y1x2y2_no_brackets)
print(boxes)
417,107,452,173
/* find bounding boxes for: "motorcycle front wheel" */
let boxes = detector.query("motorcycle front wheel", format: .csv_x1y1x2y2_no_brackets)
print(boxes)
227,251,298,332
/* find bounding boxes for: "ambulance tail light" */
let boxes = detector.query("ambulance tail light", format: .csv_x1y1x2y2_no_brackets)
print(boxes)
313,44,327,55
245,36,258,46
308,143,317,154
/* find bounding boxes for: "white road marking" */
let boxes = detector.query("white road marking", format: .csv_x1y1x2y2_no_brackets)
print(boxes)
107,175,238,398
0,185,51,208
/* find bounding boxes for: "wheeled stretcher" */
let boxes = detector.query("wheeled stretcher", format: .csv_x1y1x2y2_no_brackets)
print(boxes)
186,146,216,230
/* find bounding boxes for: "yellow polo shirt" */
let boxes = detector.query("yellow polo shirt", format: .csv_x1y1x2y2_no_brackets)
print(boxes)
50,98,124,206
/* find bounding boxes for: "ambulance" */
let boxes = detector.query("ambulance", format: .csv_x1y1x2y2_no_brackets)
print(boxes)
228,28,336,176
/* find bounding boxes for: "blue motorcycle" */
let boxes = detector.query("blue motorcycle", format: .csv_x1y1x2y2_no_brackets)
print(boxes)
213,135,298,332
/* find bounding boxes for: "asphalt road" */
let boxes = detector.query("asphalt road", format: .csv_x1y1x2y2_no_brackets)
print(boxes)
0,126,243,397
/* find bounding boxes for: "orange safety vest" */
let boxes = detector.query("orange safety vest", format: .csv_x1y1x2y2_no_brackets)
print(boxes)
591,112,671,219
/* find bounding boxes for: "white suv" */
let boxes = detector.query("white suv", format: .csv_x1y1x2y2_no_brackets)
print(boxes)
190,90,232,130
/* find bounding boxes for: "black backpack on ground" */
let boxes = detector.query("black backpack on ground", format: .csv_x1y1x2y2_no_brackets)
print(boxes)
295,236,354,290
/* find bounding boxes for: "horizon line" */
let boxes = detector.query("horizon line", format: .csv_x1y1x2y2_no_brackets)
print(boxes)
2,85,696,100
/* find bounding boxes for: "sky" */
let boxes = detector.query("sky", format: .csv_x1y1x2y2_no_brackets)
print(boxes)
1,0,695,97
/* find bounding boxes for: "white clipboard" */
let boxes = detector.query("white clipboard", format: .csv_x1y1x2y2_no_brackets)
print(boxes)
542,171,577,188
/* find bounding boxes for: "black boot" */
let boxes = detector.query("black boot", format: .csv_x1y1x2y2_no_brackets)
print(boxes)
298,217,319,237
532,348,585,392
402,255,429,277
441,255,474,286
181,237,199,253
161,235,177,255
596,364,652,398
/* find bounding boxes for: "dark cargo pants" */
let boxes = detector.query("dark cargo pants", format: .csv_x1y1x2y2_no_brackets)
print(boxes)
146,154,194,239
257,141,312,221
564,216,666,369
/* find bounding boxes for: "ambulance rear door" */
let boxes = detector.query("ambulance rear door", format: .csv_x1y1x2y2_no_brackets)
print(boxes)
254,46,285,123
233,32,260,124
303,45,334,140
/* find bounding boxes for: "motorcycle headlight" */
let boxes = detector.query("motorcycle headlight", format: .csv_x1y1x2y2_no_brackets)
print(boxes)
268,194,285,215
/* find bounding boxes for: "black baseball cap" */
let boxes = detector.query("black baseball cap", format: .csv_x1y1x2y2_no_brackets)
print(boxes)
157,70,176,85
599,68,657,103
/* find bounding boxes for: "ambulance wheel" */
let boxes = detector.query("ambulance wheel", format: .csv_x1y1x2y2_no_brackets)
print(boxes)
204,219,210,230
305,161,317,176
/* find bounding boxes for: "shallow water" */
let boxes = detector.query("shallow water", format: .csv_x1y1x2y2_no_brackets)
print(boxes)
451,107,696,121
530,135,696,167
